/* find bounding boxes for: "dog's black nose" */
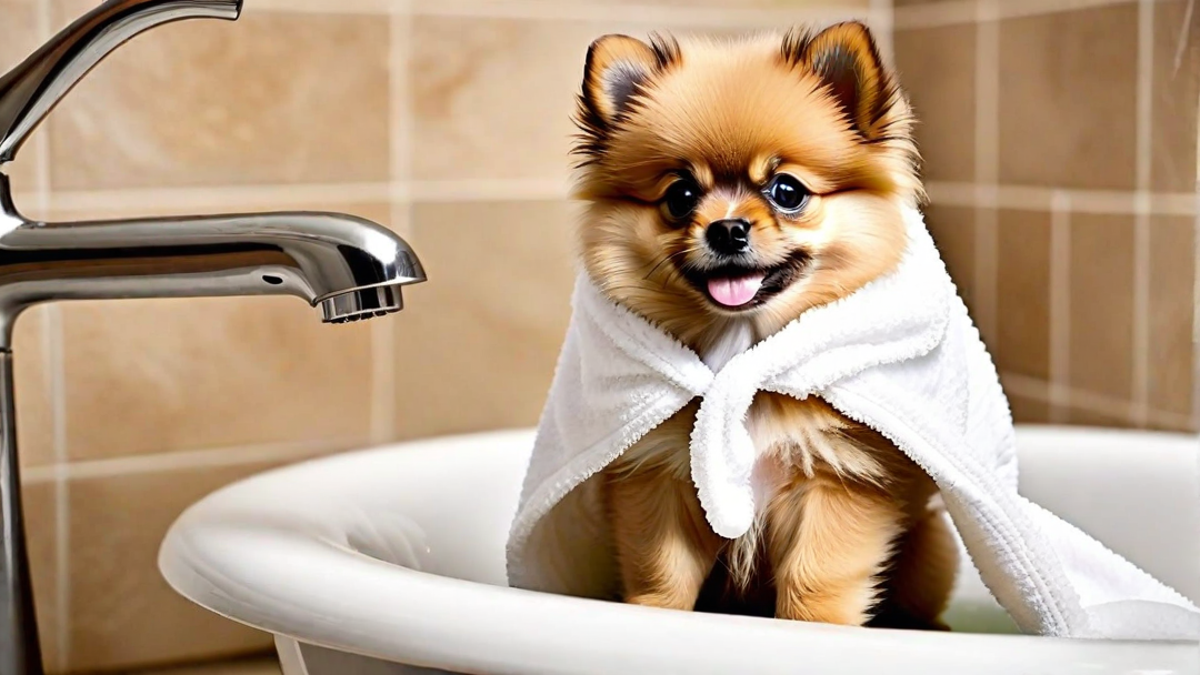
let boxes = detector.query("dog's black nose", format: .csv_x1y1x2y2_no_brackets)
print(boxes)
705,219,751,256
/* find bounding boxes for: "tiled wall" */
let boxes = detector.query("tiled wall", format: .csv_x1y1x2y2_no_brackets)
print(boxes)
893,0,1200,430
0,0,1193,672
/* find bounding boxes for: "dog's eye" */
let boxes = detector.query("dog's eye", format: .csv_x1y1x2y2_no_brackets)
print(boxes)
765,174,809,213
662,179,701,221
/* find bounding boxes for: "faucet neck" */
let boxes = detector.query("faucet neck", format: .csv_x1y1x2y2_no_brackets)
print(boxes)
0,174,27,237
0,174,19,219
0,0,243,163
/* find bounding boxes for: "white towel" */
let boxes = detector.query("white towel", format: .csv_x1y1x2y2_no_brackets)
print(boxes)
505,206,1200,640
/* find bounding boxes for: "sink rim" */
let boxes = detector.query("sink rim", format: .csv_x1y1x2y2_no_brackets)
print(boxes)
158,426,1200,675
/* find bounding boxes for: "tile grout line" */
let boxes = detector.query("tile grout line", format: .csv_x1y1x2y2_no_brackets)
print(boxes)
390,0,415,237
925,181,1198,215
28,180,577,214
45,306,68,673
32,0,69,666
1049,191,1072,424
400,3,419,442
972,0,1000,347
35,182,396,215
1002,372,1196,430
1193,176,1200,428
1194,114,1200,428
394,4,419,445
371,2,413,446
894,0,1155,30
409,0,877,26
1131,0,1154,427
893,0,975,29
870,0,895,66
1175,0,1196,75
242,0,1145,28
247,0,883,25
21,437,362,484
243,0,399,15
410,178,571,202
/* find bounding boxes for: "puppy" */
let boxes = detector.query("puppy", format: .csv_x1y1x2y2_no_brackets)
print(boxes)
571,23,959,628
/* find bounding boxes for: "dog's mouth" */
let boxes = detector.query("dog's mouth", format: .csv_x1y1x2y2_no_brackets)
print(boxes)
679,250,811,311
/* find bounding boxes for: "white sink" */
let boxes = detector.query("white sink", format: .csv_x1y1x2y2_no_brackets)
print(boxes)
158,425,1200,675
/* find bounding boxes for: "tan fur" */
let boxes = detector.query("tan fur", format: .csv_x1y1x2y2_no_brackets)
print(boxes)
578,23,957,628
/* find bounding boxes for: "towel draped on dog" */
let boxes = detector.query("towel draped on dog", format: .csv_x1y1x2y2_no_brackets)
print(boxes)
505,206,1200,640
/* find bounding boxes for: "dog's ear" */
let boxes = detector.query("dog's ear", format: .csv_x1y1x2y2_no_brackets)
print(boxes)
782,22,896,139
581,33,677,126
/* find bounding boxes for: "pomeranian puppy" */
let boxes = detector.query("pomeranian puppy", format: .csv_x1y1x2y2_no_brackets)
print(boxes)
572,22,959,628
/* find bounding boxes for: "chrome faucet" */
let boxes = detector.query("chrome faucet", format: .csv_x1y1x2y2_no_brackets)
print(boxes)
0,0,426,672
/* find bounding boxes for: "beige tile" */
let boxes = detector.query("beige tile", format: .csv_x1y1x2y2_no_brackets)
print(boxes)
0,0,44,195
0,0,37,82
1150,0,1200,192
56,202,393,461
893,0,943,5
998,5,1138,189
62,296,373,460
47,5,390,190
1008,392,1051,425
24,481,62,673
411,16,601,182
66,461,283,672
922,204,977,311
994,209,1051,381
13,307,54,468
1144,416,1197,434
393,200,577,439
1147,216,1194,418
894,24,976,182
1069,213,1134,402
1062,404,1134,429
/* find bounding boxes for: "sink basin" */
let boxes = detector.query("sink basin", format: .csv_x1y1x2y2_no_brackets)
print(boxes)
159,425,1200,674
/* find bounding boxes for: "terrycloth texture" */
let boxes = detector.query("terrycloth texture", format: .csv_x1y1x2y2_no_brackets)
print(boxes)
505,207,1200,640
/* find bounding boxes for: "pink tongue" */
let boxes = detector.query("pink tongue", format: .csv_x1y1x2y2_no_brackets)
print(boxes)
707,274,765,307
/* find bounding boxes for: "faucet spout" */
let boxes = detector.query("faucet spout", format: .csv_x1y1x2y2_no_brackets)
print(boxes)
0,176,426,346
0,0,242,163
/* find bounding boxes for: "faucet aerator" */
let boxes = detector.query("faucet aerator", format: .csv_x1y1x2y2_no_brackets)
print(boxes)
320,285,406,324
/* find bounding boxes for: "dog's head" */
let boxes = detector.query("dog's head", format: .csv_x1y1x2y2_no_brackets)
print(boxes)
572,23,921,347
